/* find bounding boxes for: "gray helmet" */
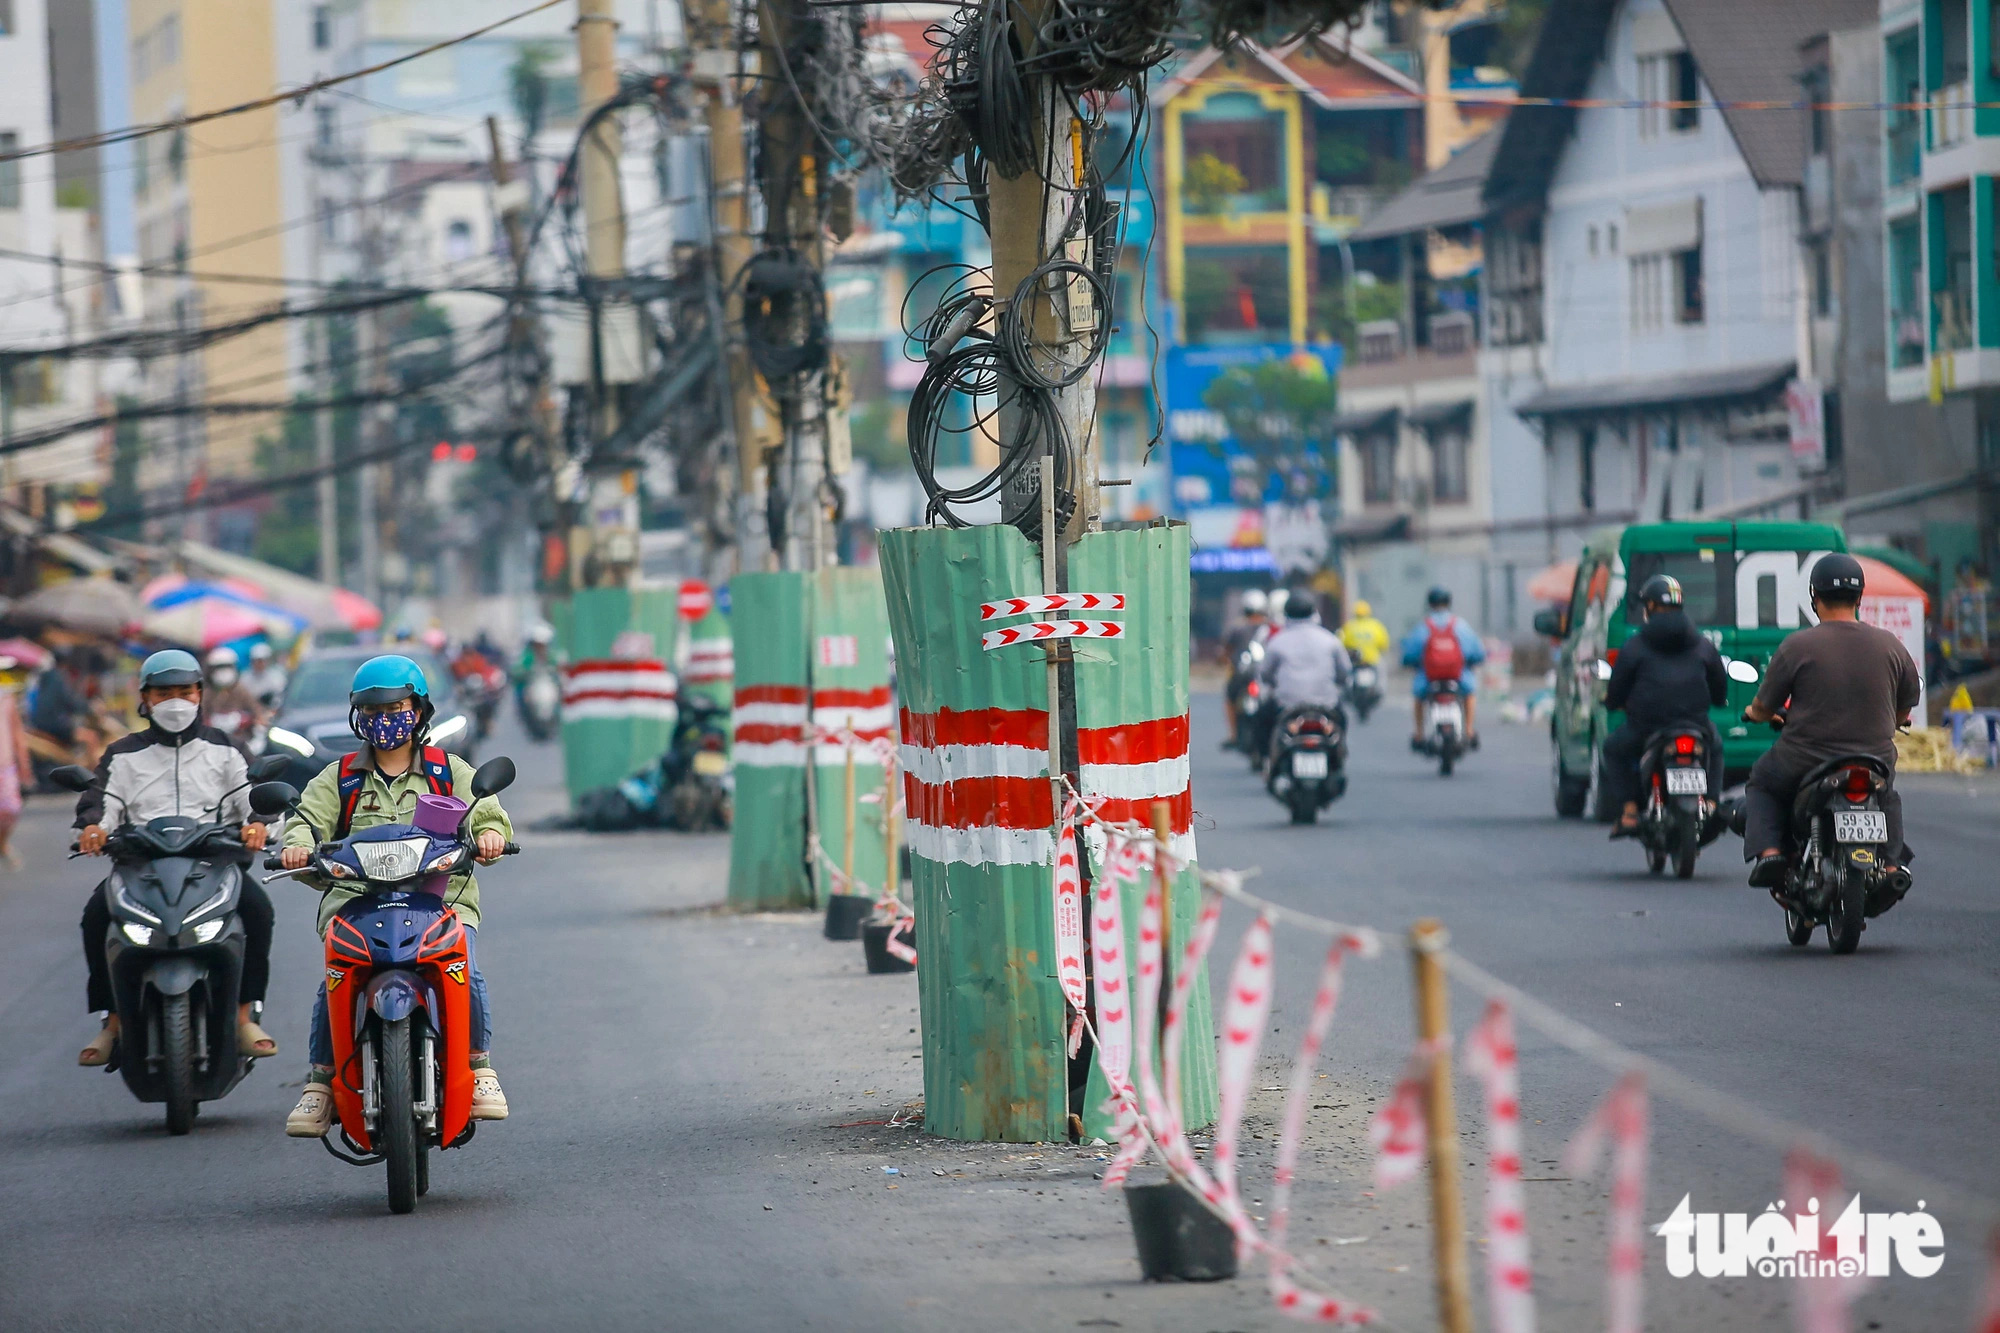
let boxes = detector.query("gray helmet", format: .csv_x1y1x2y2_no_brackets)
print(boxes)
1637,574,1684,609
1809,553,1865,601
139,648,202,690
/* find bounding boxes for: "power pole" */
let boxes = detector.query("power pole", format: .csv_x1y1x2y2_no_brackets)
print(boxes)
688,0,772,572
575,0,639,588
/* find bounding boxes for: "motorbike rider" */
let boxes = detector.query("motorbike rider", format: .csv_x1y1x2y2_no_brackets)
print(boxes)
1221,589,1272,746
1402,587,1486,747
203,647,265,730
516,623,559,678
1742,554,1921,888
74,649,276,1066
243,642,289,712
1254,592,1352,757
1601,574,1727,838
279,655,514,1136
1339,599,1390,667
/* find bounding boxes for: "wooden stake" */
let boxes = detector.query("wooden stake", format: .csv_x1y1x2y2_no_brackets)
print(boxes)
1151,799,1174,1039
1409,919,1473,1333
842,737,856,895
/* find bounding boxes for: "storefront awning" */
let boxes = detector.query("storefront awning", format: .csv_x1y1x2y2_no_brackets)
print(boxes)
1328,406,1398,436
1514,361,1793,419
1330,512,1410,544
1407,399,1475,431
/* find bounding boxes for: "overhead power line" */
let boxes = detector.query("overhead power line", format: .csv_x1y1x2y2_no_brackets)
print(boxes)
4,291,424,362
0,0,568,166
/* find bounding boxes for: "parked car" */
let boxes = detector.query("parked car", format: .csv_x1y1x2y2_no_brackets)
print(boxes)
261,646,474,790
1537,520,1847,821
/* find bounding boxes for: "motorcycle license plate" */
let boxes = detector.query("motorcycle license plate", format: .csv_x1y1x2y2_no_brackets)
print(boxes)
1664,768,1707,795
1833,811,1887,843
693,751,729,777
1291,751,1329,779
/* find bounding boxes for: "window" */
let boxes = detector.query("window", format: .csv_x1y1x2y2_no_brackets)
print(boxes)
315,104,336,151
1625,548,1733,626
1675,244,1704,323
443,219,475,262
1669,52,1700,131
313,4,331,50
1809,238,1833,317
1607,223,1618,254
1803,66,1829,156
1361,428,1397,504
1630,254,1665,331
1587,225,1598,256
0,131,18,209
1935,184,1974,350
1578,426,1597,511
1430,427,1469,503
1887,29,1921,184
1890,216,1924,367
1942,0,1970,85
1637,50,1700,137
0,1,14,36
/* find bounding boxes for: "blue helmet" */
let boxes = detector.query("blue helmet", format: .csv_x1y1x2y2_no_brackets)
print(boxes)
139,648,203,690
349,654,434,736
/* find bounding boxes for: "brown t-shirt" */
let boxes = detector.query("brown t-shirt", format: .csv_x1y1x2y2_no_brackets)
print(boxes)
1752,618,1922,764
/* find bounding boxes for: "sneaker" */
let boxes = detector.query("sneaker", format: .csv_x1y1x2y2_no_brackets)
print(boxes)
470,1066,509,1121
286,1082,334,1138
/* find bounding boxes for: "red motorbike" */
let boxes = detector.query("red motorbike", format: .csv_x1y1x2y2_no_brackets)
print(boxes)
256,757,519,1213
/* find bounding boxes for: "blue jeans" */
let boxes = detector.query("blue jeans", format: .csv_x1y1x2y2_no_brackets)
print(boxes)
309,925,491,1065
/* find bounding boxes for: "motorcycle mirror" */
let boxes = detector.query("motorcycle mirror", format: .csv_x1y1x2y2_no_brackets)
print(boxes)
247,753,292,782
1725,658,1759,684
470,756,516,800
1593,658,1614,681
47,764,94,793
1531,608,1564,639
248,781,300,817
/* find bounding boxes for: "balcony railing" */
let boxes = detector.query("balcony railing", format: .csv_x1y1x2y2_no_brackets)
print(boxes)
1934,288,1975,352
1933,82,1972,151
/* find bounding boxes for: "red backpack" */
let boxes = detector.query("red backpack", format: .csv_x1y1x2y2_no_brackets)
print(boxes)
1420,617,1466,683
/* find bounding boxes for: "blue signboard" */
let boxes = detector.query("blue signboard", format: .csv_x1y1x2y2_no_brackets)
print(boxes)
1164,342,1343,514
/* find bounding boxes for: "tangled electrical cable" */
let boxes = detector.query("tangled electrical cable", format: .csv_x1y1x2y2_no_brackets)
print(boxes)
740,247,829,386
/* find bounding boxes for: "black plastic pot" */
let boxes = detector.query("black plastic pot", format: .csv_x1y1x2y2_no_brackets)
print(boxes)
862,918,917,973
1124,1181,1238,1281
824,893,873,941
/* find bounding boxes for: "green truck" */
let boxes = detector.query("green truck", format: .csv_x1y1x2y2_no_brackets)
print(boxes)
1537,520,1847,821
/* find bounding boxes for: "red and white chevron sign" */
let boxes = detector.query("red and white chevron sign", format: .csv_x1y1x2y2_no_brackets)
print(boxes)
978,592,1125,620
980,619,1125,651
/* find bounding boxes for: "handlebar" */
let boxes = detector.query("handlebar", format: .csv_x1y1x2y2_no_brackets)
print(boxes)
260,841,521,873
502,842,521,855
262,855,288,871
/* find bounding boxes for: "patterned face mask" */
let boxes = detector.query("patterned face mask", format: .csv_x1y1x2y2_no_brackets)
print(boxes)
358,706,418,750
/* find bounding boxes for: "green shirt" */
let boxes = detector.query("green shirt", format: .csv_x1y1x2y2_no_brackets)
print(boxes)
282,748,515,934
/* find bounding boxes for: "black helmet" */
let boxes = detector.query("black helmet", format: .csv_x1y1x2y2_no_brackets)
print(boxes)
1809,552,1865,602
1426,586,1451,608
1637,574,1684,609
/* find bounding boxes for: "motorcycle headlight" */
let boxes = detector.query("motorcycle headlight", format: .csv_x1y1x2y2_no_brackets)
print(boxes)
192,919,226,944
184,884,232,925
266,726,315,757
108,872,161,926
354,837,428,882
428,714,468,744
121,922,154,947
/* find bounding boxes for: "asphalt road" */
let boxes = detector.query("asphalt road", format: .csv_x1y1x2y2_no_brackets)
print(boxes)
3,698,1996,1332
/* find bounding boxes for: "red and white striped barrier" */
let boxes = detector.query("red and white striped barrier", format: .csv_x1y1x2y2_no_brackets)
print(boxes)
683,638,733,686
1563,1072,1649,1333
1210,913,1277,1243
733,683,809,767
1054,804,1087,1057
1095,831,1149,1187
561,659,678,723
1976,1229,2000,1333
1466,1002,1537,1333
811,685,895,766
978,592,1126,620
897,706,1052,867
981,619,1127,651
1077,715,1196,866
1785,1148,1873,1333
1371,1041,1440,1191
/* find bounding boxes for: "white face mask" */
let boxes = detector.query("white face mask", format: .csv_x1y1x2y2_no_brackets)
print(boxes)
150,699,200,734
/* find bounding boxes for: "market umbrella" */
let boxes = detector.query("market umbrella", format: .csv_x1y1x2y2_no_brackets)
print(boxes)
15,578,142,637
143,594,305,650
1855,555,1929,611
1526,559,1577,604
174,543,382,633
0,637,54,670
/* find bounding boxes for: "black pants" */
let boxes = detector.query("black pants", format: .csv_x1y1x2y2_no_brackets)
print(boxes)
1601,720,1724,814
82,875,274,1013
1742,747,1907,865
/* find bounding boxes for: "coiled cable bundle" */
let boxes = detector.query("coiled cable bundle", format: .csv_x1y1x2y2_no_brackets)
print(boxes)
740,248,828,386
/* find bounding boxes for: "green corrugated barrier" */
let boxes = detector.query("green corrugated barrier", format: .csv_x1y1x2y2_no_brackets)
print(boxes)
881,521,1217,1143
681,608,734,714
553,587,680,806
810,566,892,901
726,572,812,909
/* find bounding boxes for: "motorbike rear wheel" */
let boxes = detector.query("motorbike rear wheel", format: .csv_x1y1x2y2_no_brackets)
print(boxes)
1438,734,1456,777
161,993,196,1136
380,1017,420,1214
1826,864,1867,955
1673,837,1698,880
1288,790,1317,825
1552,736,1588,818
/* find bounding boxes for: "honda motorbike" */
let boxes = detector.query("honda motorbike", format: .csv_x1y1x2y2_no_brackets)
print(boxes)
1346,662,1382,723
258,757,521,1214
1266,704,1347,825
1417,679,1469,776
52,752,292,1134
517,665,560,742
661,695,731,831
1632,726,1723,879
1730,721,1911,954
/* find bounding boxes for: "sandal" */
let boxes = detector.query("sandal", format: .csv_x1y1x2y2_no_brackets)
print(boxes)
238,1020,278,1058
79,1022,118,1067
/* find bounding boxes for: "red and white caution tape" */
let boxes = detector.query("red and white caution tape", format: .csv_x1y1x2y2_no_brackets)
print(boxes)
978,592,1125,620
981,619,1127,651
1160,888,1226,1202
1466,1001,1537,1333
1209,913,1277,1245
1371,1040,1441,1191
1054,801,1087,1058
1975,1228,2000,1333
1563,1072,1649,1333
1095,831,1148,1187
1268,930,1377,1325
1784,1148,1873,1333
